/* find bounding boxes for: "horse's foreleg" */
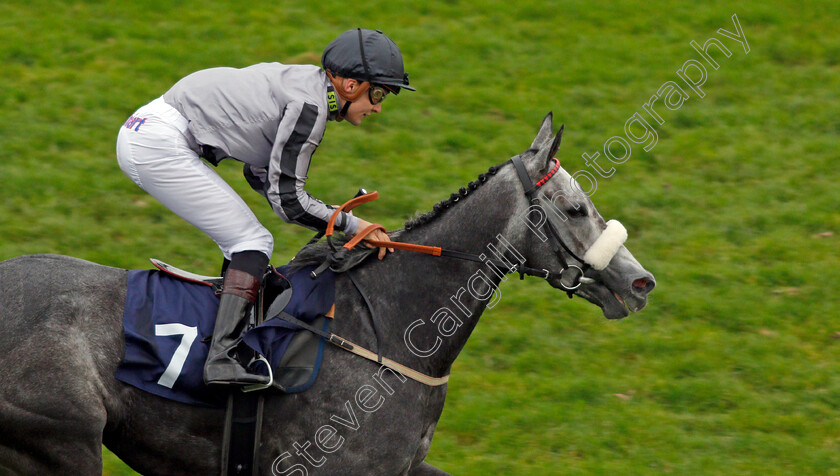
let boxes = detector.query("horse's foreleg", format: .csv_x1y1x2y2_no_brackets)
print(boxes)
0,429,104,475
408,461,452,476
0,390,107,473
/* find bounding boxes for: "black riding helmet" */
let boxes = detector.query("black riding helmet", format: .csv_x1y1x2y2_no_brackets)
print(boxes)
322,28,415,94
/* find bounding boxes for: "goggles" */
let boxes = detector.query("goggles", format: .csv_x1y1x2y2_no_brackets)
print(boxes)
368,84,391,105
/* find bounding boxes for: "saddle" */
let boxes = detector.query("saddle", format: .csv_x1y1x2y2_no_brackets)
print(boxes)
141,259,335,476
149,258,334,395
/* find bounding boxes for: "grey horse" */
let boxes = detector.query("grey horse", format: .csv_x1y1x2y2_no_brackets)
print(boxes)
0,114,655,475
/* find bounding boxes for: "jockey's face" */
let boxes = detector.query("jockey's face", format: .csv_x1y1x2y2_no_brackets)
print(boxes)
341,79,382,126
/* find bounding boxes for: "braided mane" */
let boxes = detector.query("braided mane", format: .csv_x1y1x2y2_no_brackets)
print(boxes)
403,162,507,231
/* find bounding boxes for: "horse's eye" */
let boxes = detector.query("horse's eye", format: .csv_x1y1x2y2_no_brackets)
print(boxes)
567,205,587,218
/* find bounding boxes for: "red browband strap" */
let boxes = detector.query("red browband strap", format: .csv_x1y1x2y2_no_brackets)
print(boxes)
536,158,560,188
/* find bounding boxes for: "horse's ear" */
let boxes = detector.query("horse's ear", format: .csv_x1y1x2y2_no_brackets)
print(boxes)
530,112,554,150
532,123,564,172
548,124,564,161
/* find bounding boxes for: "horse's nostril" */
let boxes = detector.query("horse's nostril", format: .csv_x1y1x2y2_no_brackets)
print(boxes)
632,277,655,294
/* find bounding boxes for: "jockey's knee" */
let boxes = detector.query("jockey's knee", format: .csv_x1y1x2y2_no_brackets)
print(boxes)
225,228,274,263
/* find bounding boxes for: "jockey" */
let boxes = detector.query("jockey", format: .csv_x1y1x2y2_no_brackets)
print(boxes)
116,28,414,386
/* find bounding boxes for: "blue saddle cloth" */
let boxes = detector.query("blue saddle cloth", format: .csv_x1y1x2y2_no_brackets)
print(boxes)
115,265,334,407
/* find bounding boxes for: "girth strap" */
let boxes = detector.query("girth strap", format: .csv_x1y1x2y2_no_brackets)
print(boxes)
220,392,263,476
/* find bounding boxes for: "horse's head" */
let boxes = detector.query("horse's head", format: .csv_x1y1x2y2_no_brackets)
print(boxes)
511,113,656,319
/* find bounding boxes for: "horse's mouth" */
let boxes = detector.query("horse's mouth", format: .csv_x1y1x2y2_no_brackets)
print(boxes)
545,264,653,319
546,274,627,318
569,281,639,319
612,290,626,308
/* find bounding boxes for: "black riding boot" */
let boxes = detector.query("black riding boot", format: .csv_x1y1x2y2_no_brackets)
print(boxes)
204,268,270,386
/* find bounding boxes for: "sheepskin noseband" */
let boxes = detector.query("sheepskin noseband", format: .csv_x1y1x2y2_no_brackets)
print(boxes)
583,220,627,270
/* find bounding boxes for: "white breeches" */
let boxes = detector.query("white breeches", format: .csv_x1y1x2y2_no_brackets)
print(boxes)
116,97,273,260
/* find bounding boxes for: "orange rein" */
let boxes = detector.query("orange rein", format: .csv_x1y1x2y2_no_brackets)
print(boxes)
324,191,442,257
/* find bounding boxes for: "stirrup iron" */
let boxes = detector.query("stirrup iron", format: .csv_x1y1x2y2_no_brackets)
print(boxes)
243,354,274,393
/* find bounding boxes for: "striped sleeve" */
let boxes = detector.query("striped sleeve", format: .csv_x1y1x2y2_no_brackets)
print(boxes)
265,101,359,234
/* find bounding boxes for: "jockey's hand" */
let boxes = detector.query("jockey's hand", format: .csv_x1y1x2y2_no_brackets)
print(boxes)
354,218,394,260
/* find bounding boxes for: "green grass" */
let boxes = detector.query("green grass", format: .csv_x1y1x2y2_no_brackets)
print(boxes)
2,1,839,474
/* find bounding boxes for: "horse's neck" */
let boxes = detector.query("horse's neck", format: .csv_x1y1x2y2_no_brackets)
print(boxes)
367,177,524,377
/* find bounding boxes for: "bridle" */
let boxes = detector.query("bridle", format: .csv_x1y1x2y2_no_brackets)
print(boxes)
510,154,594,296
311,155,601,298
